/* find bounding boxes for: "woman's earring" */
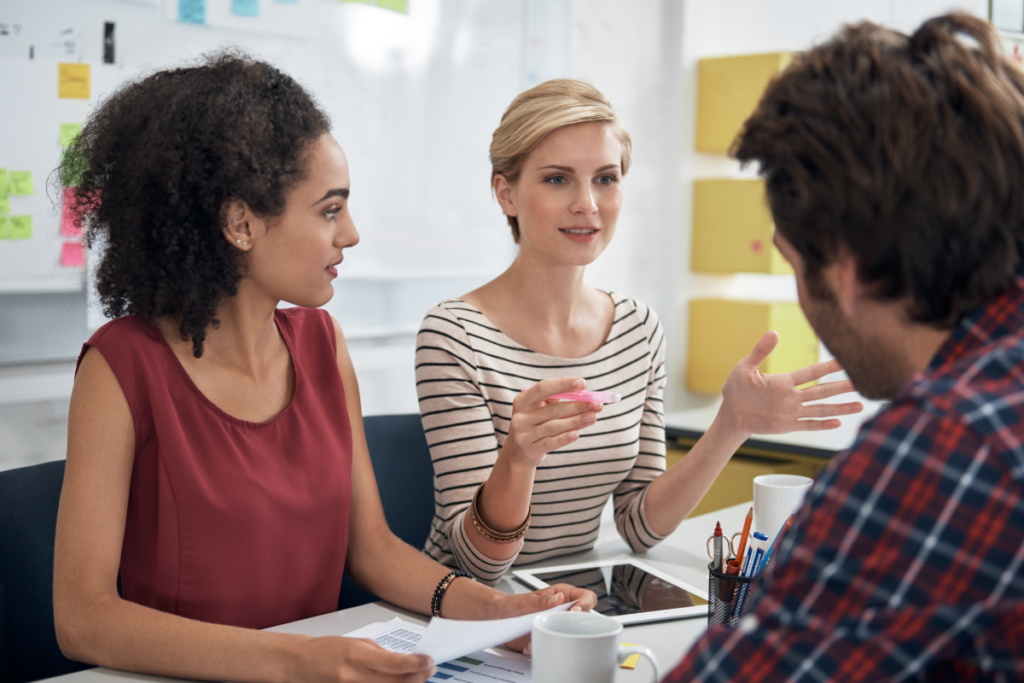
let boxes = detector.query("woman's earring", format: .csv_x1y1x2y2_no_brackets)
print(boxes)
236,240,241,244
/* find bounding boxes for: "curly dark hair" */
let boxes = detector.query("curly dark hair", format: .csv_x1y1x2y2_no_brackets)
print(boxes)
58,51,330,356
733,13,1024,326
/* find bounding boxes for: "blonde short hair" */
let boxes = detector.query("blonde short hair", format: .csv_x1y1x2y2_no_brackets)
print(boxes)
490,79,632,242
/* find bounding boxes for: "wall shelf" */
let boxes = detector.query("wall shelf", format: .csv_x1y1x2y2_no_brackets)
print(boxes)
0,275,84,294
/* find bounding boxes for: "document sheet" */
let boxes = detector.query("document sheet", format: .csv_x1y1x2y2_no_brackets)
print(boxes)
413,600,574,663
345,617,531,683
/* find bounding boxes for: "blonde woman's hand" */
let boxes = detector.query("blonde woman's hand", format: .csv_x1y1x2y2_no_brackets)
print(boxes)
718,331,863,439
502,378,602,469
499,583,598,654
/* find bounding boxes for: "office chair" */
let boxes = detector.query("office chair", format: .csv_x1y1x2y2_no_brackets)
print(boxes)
0,460,93,683
338,413,436,610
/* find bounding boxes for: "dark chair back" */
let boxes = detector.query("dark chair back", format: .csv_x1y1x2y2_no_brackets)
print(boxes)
338,414,435,610
0,461,92,683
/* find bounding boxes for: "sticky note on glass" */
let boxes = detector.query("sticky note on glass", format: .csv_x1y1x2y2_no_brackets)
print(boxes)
0,168,7,198
61,148,86,188
0,196,10,214
179,0,207,23
0,217,9,240
233,0,259,16
341,0,407,10
10,215,32,240
61,192,84,237
61,240,86,267
59,63,91,99
60,123,83,148
9,171,33,196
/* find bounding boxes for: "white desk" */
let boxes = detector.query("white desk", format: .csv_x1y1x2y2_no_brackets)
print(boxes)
44,503,751,683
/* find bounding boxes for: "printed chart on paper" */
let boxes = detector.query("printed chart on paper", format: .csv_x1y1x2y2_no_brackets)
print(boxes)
345,618,531,683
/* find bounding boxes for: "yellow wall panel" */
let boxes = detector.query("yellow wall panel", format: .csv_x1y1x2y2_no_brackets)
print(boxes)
691,178,792,275
767,303,820,386
687,299,818,395
696,52,791,154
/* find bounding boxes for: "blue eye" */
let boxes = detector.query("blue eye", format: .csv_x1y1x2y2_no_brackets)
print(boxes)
547,175,567,185
597,175,617,185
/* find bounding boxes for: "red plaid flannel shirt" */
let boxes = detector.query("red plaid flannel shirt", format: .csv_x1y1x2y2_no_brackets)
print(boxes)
665,276,1024,682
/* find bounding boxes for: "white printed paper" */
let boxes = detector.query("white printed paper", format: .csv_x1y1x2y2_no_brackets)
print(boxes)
345,617,531,683
413,600,575,664
344,616,424,653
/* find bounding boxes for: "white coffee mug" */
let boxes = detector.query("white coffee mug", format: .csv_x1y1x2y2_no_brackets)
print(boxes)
753,474,812,550
532,611,658,683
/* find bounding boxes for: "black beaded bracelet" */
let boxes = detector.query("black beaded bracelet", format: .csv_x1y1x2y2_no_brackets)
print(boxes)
431,570,472,618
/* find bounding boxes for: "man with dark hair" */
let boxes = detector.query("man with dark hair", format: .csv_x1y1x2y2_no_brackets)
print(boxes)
665,13,1024,682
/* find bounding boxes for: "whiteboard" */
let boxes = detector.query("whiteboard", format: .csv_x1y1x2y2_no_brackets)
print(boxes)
0,57,119,291
0,0,567,294
159,0,318,39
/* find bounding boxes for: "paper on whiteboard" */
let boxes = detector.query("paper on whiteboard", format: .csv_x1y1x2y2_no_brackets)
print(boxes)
345,617,531,682
412,600,575,664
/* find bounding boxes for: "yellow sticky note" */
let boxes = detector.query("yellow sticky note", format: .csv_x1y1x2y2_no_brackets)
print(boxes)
9,171,34,196
0,168,7,197
60,123,83,148
10,215,32,240
59,63,91,99
0,217,9,240
620,643,642,670
0,196,10,214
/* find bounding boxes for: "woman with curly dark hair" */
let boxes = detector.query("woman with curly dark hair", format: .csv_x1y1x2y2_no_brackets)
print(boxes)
52,53,594,683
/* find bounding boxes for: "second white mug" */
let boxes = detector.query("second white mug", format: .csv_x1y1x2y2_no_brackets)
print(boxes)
753,474,812,550
532,611,658,683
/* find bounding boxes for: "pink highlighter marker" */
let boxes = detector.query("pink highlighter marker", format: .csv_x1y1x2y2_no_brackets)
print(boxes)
546,390,621,404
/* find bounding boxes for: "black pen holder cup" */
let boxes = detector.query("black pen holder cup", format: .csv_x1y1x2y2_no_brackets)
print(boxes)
707,561,757,629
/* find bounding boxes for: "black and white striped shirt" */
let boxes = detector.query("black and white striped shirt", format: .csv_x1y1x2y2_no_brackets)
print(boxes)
415,293,668,585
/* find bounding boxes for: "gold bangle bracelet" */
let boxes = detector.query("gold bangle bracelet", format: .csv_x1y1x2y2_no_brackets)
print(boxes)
470,484,530,543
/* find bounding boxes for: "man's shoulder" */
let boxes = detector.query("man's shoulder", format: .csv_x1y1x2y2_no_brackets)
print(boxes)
845,335,1024,489
914,333,1024,432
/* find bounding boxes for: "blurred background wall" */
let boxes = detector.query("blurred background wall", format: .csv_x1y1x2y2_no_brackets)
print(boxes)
0,0,990,470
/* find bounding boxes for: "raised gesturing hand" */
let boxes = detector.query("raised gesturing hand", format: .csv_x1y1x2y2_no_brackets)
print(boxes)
718,331,863,439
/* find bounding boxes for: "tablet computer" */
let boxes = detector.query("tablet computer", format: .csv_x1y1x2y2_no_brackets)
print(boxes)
512,558,708,625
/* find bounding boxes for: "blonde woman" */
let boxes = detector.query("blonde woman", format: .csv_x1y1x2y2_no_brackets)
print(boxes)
415,79,862,585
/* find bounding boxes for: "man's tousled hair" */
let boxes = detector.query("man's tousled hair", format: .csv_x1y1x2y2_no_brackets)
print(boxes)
734,13,1024,325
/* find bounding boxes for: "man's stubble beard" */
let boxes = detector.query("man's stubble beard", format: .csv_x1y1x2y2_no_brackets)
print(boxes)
801,283,911,401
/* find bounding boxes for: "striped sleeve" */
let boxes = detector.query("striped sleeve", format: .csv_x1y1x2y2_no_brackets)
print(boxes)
613,301,668,552
415,304,520,585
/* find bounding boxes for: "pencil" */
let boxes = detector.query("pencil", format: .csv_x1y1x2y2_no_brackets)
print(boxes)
734,506,753,561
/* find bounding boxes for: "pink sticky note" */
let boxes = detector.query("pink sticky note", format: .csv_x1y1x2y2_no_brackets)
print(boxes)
61,191,83,237
61,240,85,267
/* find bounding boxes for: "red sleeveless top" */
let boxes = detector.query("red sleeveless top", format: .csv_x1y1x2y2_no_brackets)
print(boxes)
78,308,352,629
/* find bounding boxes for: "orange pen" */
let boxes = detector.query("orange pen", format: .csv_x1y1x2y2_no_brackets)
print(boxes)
733,507,753,562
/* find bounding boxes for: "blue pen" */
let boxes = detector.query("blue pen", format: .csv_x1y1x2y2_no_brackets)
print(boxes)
759,516,793,574
732,531,768,618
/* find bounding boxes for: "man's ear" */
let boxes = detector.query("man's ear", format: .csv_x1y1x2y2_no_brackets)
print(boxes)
221,198,253,251
493,174,518,218
832,248,863,319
